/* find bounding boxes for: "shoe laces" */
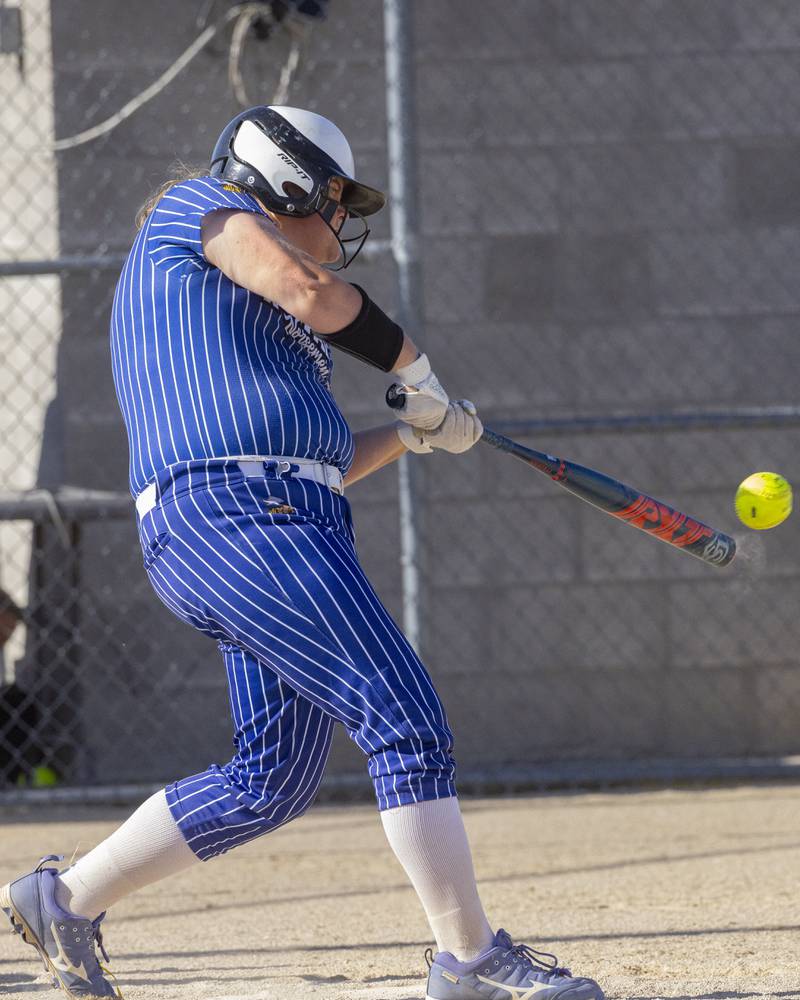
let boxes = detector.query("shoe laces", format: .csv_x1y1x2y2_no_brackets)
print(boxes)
92,917,124,998
78,912,123,996
92,915,110,965
496,929,572,979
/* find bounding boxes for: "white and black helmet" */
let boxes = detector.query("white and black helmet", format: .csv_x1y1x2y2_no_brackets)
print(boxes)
209,105,385,267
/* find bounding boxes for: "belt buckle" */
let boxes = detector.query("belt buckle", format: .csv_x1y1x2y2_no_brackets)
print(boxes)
264,459,292,479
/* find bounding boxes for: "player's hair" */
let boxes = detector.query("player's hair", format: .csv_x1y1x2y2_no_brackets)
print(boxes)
135,161,213,230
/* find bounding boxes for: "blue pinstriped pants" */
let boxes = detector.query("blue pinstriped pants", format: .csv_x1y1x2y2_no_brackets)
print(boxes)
137,460,455,860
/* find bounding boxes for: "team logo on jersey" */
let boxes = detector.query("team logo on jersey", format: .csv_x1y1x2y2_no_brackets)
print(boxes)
265,500,296,516
282,313,332,386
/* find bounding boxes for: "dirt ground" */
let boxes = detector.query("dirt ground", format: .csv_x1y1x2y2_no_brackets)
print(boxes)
1,783,799,1000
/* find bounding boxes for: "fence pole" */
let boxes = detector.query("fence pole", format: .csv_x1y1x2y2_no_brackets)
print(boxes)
383,0,423,652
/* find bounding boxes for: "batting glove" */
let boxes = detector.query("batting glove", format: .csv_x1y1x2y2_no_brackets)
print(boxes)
397,400,483,454
388,353,449,430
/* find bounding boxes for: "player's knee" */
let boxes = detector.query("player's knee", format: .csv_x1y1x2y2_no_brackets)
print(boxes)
238,763,323,824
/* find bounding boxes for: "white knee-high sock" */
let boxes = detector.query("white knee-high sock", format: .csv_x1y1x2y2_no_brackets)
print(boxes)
381,796,495,962
54,789,198,920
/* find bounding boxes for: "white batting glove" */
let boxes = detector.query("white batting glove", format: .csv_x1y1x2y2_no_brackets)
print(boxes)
397,400,483,455
388,353,449,430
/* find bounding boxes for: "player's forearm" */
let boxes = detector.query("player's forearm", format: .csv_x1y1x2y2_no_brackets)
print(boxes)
392,335,421,370
311,283,421,370
271,271,421,364
343,424,408,487
298,285,419,365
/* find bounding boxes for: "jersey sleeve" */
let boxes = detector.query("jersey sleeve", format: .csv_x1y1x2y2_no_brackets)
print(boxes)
145,176,265,276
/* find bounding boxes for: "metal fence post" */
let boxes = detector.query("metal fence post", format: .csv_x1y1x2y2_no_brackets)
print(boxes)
383,0,424,652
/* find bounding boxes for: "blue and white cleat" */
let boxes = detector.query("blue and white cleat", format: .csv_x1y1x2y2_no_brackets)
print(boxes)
425,929,604,1000
0,855,119,998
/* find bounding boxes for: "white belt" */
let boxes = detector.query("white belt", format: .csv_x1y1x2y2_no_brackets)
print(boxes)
135,455,344,519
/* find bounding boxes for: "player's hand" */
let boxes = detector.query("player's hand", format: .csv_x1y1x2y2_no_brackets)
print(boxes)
388,353,449,430
397,400,483,454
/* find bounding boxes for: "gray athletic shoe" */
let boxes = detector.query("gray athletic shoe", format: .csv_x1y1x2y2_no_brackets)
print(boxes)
425,929,604,1000
0,855,118,998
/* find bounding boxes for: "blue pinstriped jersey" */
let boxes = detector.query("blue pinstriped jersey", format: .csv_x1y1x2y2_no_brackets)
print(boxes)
110,176,355,497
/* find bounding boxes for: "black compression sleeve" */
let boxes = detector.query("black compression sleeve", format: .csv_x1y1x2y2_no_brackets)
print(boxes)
323,284,405,372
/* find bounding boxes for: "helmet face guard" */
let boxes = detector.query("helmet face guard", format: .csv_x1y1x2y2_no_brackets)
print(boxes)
318,199,371,270
209,107,384,268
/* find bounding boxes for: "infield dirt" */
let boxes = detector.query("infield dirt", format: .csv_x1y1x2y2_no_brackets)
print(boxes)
1,784,799,999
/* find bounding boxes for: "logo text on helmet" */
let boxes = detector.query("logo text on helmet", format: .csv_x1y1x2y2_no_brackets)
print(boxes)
277,152,311,182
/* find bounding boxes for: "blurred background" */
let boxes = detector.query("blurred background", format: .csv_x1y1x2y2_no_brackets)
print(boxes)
2,0,800,800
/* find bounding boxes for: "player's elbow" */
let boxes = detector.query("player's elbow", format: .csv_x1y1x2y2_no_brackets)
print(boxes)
274,268,361,334
277,269,335,327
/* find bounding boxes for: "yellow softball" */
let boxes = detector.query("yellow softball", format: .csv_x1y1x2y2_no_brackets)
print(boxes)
734,472,793,530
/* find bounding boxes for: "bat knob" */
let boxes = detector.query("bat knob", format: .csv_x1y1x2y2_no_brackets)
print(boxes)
386,384,407,410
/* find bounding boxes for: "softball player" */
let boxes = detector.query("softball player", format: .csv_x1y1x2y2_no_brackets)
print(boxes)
1,107,604,1000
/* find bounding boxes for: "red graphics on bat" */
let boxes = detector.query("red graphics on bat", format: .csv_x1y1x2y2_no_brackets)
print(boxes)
615,494,714,548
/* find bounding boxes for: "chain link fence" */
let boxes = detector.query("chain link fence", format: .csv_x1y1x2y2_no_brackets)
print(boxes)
2,0,800,798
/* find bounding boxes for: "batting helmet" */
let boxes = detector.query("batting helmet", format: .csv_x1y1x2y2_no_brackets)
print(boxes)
209,105,385,267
